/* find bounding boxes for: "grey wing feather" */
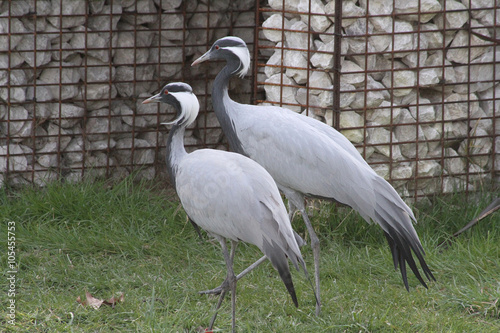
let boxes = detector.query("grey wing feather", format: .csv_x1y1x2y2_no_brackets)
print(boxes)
231,102,434,286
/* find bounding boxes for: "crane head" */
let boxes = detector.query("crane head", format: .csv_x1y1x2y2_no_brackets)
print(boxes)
142,82,200,127
192,36,250,78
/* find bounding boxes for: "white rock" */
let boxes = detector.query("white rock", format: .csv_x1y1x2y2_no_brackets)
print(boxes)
392,163,414,180
47,123,72,151
297,0,331,33
116,138,155,165
85,84,117,110
113,25,153,65
64,137,85,164
394,109,428,159
36,142,59,168
421,23,444,49
444,148,466,175
70,27,110,62
0,52,24,70
86,108,122,141
359,0,393,32
268,0,300,12
372,164,390,180
443,121,468,139
367,101,402,125
51,104,85,128
15,33,52,68
443,93,478,120
0,69,26,103
88,0,106,13
402,35,429,68
446,27,490,64
309,71,333,92
0,144,30,172
89,138,117,151
310,40,334,70
409,97,435,122
459,127,492,168
324,0,365,27
339,82,357,109
262,14,292,43
395,0,441,22
310,38,348,70
233,12,255,45
382,70,416,97
148,37,183,78
422,124,441,152
150,12,185,41
264,45,283,78
389,21,415,57
442,177,471,193
340,111,365,143
340,61,365,86
350,78,388,109
454,49,500,93
153,0,182,10
39,62,81,100
2,0,30,15
0,17,26,52
115,65,154,98
418,68,440,87
0,106,29,136
47,0,86,28
284,50,309,84
478,85,500,130
83,56,116,83
264,74,301,112
434,0,469,31
417,160,442,177
366,126,402,159
285,21,312,50
88,4,122,31
424,52,456,85
122,0,157,25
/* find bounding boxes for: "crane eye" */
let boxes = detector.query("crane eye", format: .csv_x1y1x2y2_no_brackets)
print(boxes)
164,90,169,95
215,45,220,50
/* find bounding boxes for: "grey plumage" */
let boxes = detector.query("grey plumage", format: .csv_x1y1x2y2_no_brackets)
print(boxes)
142,82,312,332
192,36,435,315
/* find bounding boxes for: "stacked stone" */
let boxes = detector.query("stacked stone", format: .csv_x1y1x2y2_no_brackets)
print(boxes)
0,0,255,187
260,0,499,198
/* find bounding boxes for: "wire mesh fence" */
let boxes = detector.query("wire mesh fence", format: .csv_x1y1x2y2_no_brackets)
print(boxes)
1,0,499,201
0,0,256,187
256,0,499,200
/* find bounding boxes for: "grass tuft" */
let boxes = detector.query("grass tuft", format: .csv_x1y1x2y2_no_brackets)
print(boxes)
1,179,499,332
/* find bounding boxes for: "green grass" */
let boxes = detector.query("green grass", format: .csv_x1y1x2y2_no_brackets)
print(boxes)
1,177,499,332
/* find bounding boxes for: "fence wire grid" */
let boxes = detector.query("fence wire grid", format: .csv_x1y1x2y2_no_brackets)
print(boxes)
0,0,499,201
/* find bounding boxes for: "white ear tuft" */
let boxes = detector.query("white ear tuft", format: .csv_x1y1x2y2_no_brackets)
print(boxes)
225,46,251,77
170,91,200,127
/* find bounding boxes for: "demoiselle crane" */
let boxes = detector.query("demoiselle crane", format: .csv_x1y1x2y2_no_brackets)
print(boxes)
142,82,316,332
192,36,436,315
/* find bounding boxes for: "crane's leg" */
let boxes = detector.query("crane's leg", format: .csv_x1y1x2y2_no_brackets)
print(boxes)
208,238,238,332
299,206,321,316
199,255,267,295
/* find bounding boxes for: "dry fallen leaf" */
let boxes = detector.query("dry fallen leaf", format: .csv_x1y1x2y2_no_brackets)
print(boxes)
103,293,125,308
76,291,124,309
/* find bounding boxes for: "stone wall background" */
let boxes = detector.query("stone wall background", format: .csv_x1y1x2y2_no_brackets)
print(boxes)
1,0,499,200
0,0,255,187
258,0,499,200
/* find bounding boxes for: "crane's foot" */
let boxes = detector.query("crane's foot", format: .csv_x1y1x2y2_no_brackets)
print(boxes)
198,285,223,295
199,278,228,295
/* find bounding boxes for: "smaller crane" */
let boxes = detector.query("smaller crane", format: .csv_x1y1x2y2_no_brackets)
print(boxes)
143,82,316,332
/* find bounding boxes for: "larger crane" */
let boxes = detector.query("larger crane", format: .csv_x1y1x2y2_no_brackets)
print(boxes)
143,82,314,332
192,36,436,315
